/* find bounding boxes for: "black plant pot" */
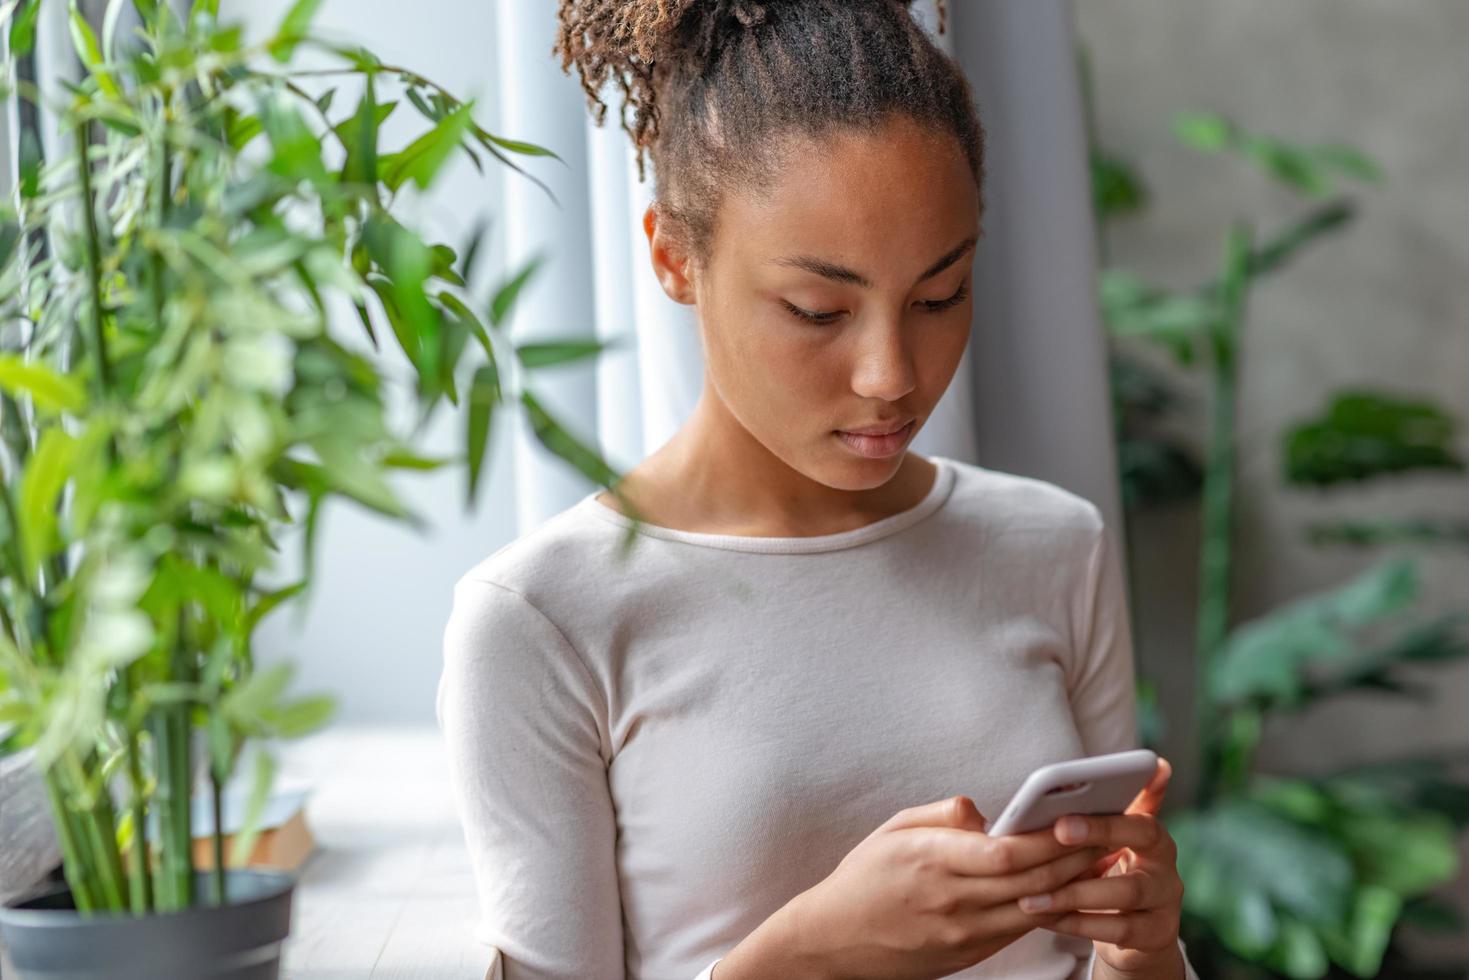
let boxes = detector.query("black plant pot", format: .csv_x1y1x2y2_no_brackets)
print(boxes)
0,870,293,980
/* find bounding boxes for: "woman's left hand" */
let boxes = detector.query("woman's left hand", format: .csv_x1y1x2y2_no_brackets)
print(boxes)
1016,757,1186,977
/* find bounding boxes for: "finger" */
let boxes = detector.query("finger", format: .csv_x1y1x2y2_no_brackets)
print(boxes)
1052,811,1169,855
939,846,1104,921
979,845,1111,906
1016,870,1172,916
1073,847,1127,882
1130,757,1172,814
877,795,989,836
1038,908,1175,949
929,825,1099,877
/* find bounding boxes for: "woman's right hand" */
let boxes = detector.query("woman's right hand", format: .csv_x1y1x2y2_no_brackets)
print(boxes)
717,795,1108,980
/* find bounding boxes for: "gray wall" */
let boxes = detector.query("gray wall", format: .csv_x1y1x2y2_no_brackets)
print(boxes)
1077,0,1469,958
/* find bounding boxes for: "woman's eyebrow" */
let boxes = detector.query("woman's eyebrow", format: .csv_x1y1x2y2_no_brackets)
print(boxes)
770,234,979,289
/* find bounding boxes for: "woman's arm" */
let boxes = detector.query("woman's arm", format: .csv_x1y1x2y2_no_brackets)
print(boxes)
1067,513,1201,980
437,575,626,980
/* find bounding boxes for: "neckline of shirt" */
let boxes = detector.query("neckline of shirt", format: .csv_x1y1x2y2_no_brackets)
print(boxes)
572,453,958,554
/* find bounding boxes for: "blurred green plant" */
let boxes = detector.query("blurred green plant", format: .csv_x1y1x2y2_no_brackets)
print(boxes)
0,0,639,918
1083,49,1469,980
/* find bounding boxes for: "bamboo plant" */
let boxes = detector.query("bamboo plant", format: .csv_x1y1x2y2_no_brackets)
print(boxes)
1086,61,1469,980
0,0,633,916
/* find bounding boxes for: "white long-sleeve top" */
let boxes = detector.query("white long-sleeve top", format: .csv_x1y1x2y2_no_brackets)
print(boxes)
436,453,1201,979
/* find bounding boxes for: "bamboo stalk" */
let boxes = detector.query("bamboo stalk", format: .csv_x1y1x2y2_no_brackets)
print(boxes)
42,770,99,912
122,671,154,913
210,769,226,906
153,697,195,910
1193,222,1253,808
147,709,178,911
75,121,111,395
63,752,127,911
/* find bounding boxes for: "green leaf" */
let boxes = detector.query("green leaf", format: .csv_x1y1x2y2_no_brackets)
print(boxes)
17,129,42,200
457,215,492,285
489,253,545,327
1313,614,1469,703
1312,142,1384,183
1099,270,1215,364
515,336,608,369
1248,200,1355,280
381,449,451,470
1284,391,1464,487
382,102,474,191
69,1,121,97
334,99,396,147
262,695,334,738
222,662,293,728
261,92,327,184
1319,885,1400,977
340,77,381,191
1271,916,1328,978
9,0,41,57
466,364,500,504
438,291,493,359
268,0,323,62
228,749,277,866
520,389,620,490
477,130,561,160
1173,112,1381,197
0,217,22,271
1174,798,1355,932
1090,151,1148,220
1172,111,1234,152
102,0,128,62
246,581,307,632
1210,558,1420,708
363,216,438,382
19,429,78,587
1243,135,1332,196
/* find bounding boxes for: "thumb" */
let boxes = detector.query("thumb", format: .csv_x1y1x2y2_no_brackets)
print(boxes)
878,795,989,835
1126,756,1172,817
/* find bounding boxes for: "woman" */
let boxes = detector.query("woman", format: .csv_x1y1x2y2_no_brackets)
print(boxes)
437,1,1201,978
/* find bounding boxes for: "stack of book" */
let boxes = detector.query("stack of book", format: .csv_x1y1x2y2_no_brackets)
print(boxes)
188,779,316,872
113,778,317,874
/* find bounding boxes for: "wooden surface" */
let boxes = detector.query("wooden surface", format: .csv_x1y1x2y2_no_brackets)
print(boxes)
281,726,496,980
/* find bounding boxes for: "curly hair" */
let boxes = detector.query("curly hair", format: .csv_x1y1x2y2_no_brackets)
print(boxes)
552,0,983,267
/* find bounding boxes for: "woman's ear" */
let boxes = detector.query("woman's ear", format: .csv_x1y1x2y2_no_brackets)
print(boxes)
643,203,697,306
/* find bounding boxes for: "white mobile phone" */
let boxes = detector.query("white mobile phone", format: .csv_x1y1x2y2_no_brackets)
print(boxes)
982,748,1159,837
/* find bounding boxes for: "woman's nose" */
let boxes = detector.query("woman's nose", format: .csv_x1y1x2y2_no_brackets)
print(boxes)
848,320,918,401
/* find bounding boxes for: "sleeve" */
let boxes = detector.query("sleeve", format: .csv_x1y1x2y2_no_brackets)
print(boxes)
436,575,625,980
1069,516,1203,980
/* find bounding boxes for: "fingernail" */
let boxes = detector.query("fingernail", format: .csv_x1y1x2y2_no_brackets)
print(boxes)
1057,816,1086,842
1020,893,1052,911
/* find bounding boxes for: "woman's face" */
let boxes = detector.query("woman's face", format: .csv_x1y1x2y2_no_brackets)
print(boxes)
684,114,981,492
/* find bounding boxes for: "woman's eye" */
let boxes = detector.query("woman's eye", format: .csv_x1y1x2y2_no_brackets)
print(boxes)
920,280,970,312
781,301,844,325
780,280,970,326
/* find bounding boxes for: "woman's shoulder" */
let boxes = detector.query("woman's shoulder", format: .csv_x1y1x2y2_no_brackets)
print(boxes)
452,493,625,602
937,456,1108,545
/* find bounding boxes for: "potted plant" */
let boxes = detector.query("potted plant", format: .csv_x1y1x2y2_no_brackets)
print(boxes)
0,0,632,976
1083,52,1469,978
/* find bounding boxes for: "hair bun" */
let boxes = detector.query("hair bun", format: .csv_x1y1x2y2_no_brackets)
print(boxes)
729,1,770,28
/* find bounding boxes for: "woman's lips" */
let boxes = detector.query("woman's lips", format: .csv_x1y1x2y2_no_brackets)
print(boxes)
835,419,916,458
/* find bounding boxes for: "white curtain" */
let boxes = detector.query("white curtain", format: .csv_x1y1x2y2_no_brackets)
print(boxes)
497,0,1122,539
